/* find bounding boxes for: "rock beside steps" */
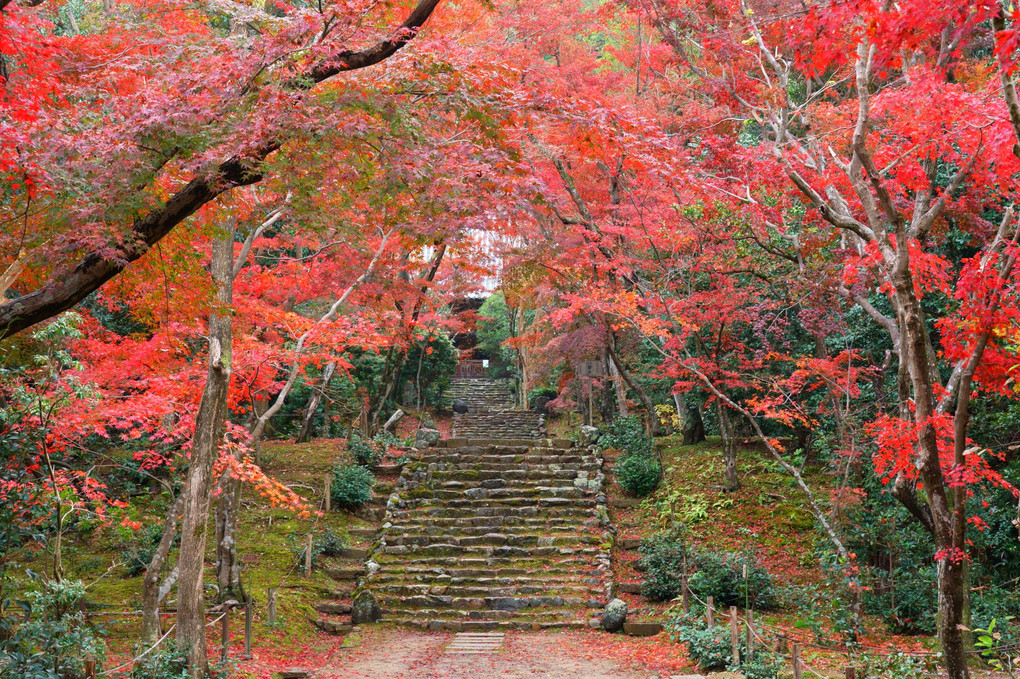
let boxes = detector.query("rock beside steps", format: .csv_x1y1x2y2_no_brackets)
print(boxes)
325,437,614,632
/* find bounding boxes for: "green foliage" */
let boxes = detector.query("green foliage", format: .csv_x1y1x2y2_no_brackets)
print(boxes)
667,611,780,677
856,651,938,679
600,415,653,457
330,463,375,509
666,612,734,670
477,292,517,378
129,638,189,679
639,532,687,601
346,431,383,467
119,524,167,578
0,580,107,679
286,528,351,569
974,619,1019,676
615,453,661,497
400,330,459,406
687,550,777,610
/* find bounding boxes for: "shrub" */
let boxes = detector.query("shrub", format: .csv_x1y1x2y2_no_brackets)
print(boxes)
0,580,107,679
600,415,653,457
640,533,687,601
687,550,777,610
119,524,166,578
666,612,733,671
346,431,382,467
130,638,188,679
317,529,350,557
330,463,375,509
667,611,780,678
615,453,661,497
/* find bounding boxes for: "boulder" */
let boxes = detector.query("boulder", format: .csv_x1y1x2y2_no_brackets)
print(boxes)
351,590,382,624
452,399,469,414
601,598,627,633
534,395,551,414
578,425,600,446
414,428,441,449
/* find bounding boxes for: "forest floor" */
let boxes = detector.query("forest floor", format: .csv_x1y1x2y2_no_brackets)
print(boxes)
17,414,1010,678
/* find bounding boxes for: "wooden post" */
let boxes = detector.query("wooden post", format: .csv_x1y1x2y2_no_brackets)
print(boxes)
746,608,754,660
845,668,857,679
306,533,313,575
777,634,789,654
84,658,96,679
244,597,253,660
267,587,278,625
681,577,690,615
324,472,333,513
221,607,230,662
706,596,715,627
729,606,740,667
792,643,803,679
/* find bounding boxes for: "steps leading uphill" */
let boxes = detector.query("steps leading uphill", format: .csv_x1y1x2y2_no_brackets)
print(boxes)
364,437,613,631
444,377,516,412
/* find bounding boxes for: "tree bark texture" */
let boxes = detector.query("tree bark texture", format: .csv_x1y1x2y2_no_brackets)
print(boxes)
177,233,234,678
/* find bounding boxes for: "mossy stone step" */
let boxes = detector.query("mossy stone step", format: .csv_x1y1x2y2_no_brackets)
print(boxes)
388,618,588,632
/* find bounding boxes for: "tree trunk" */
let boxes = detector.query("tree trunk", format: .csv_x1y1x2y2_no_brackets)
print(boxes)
141,494,183,642
607,340,661,436
214,473,243,600
296,361,336,443
716,400,739,491
675,393,706,445
177,233,234,678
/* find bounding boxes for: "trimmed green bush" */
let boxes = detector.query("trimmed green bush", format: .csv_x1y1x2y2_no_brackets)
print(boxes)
330,463,375,509
687,550,777,610
640,533,687,601
666,612,733,671
600,415,653,457
346,431,382,467
615,453,661,497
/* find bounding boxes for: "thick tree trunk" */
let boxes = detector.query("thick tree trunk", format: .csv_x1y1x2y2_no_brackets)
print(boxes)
177,234,234,678
675,393,706,445
214,474,243,599
716,400,739,492
607,341,661,436
141,494,184,642
296,361,336,443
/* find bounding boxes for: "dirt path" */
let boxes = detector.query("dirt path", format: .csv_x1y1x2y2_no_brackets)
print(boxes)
313,626,667,679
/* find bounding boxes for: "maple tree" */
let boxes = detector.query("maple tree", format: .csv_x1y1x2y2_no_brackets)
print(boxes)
4,0,1020,676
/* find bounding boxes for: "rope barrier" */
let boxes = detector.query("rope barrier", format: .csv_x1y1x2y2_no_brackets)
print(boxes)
95,611,230,676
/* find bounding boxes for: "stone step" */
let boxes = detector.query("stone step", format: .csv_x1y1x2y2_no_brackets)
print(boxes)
374,553,609,571
377,543,605,558
405,496,597,509
387,523,589,536
381,606,590,621
384,533,599,548
390,505,594,520
374,564,606,578
414,452,588,464
388,618,589,632
373,579,595,595
431,469,582,482
406,485,589,501
377,595,599,611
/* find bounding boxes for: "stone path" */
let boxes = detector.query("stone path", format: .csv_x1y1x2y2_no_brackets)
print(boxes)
445,631,505,654
315,627,664,679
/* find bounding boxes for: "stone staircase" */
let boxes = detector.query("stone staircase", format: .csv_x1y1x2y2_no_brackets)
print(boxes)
452,411,545,439
444,377,516,412
358,438,613,631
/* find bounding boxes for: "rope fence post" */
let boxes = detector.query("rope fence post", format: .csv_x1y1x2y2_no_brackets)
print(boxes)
706,596,715,627
244,596,253,660
729,606,739,667
221,607,230,663
845,668,857,679
85,658,96,679
267,587,278,625
681,575,690,615
792,642,803,679
324,472,333,512
305,533,313,575
746,608,754,660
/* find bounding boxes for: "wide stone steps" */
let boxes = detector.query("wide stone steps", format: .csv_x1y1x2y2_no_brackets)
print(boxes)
388,617,589,632
311,374,612,635
444,378,516,412
383,532,596,547
453,411,545,439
